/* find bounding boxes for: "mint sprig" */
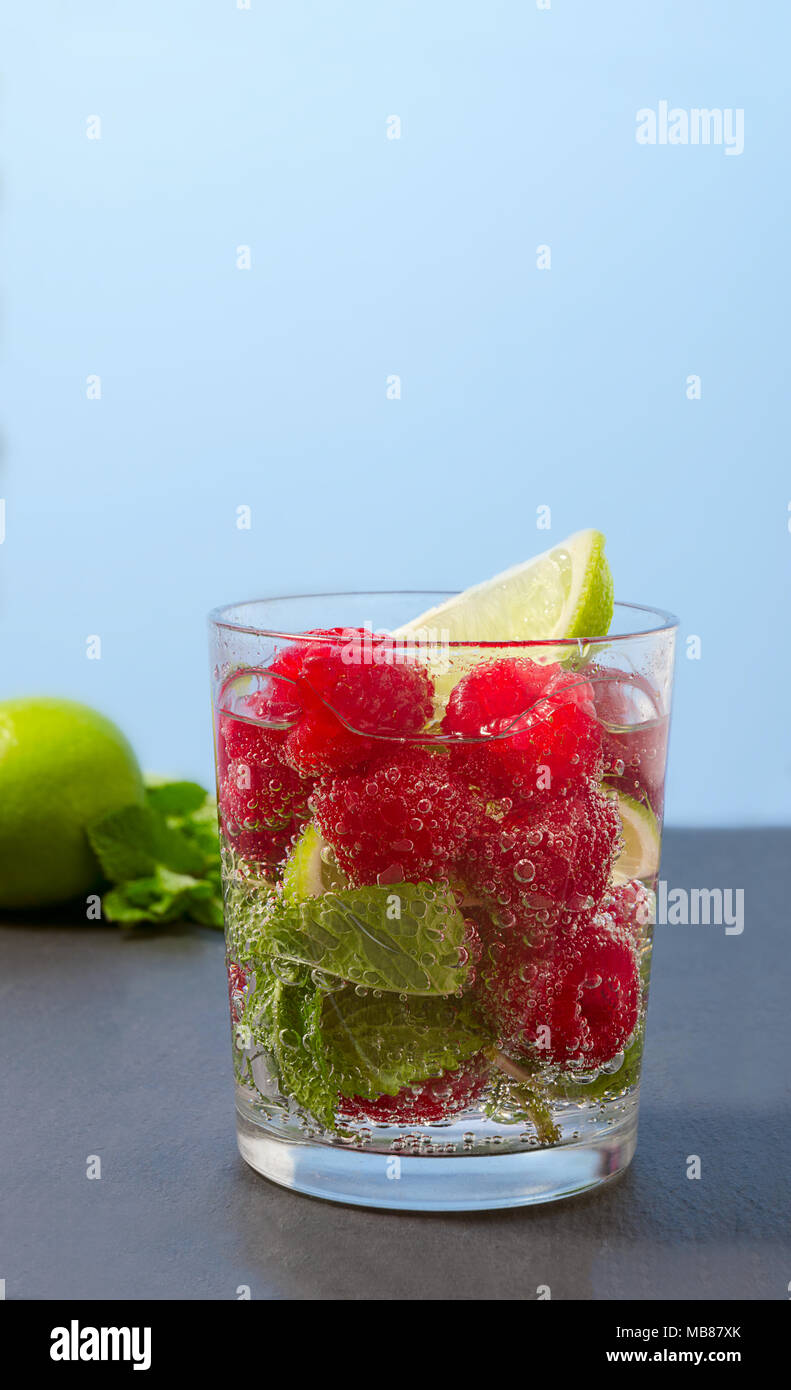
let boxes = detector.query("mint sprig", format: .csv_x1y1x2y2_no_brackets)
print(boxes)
102,867,222,926
143,779,210,817
233,880,475,995
482,1051,561,1144
272,978,337,1130
87,777,222,929
237,964,488,1128
321,988,486,1101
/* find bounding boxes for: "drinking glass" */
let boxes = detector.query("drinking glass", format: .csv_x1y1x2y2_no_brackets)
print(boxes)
208,594,677,1210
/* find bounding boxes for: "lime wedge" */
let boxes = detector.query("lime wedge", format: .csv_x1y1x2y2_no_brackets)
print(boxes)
393,529,613,645
611,792,661,885
283,822,348,901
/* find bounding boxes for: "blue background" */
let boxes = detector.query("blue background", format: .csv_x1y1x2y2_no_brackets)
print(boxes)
1,1,788,825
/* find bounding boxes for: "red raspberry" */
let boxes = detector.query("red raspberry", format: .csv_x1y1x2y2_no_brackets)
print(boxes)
605,878,653,947
218,650,307,773
222,629,434,779
445,657,595,733
339,1052,490,1125
219,756,311,866
285,630,433,775
227,963,249,1022
589,664,668,815
444,658,602,805
482,913,640,1069
221,755,309,829
296,630,435,734
281,706,377,778
225,820,302,865
313,747,483,886
219,711,285,773
453,702,603,807
463,784,620,915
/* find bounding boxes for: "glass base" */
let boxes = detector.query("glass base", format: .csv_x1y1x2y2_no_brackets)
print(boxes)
236,1109,638,1211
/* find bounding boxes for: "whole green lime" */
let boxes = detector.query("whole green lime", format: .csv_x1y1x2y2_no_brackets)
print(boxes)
0,698,144,909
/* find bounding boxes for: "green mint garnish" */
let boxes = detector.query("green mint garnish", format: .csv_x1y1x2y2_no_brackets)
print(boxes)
101,867,219,925
87,780,223,929
143,778,210,817
236,964,488,1128
485,1051,561,1144
87,805,160,881
272,978,337,1130
234,880,474,996
321,988,486,1101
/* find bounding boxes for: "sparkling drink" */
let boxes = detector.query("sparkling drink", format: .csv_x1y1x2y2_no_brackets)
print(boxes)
209,592,676,1210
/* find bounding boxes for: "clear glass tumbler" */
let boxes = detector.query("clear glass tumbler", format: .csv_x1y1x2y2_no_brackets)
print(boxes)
208,594,677,1210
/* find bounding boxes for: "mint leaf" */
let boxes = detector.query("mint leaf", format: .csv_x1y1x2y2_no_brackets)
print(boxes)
234,965,337,1128
103,867,188,922
87,805,158,882
149,815,206,876
145,779,209,817
102,880,162,922
238,881,474,995
87,780,223,930
88,802,207,880
272,979,337,1130
103,867,220,927
321,988,486,1100
235,963,489,1128
176,802,221,873
236,959,309,1051
186,892,224,929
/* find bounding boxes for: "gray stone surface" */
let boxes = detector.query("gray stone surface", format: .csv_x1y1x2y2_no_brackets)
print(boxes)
1,829,787,1301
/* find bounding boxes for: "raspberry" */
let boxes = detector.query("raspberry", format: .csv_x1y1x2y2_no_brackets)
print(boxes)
285,630,433,775
339,1053,490,1125
589,664,668,815
454,702,604,807
463,784,620,915
225,821,302,865
605,878,653,947
223,629,434,779
313,747,483,886
444,658,602,805
482,913,640,1069
227,963,249,1022
218,689,298,790
296,630,435,735
219,756,311,867
221,756,308,830
281,706,376,778
445,657,595,734
219,709,287,772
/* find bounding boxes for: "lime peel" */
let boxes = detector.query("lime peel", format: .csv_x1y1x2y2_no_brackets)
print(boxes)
611,792,661,884
392,529,613,646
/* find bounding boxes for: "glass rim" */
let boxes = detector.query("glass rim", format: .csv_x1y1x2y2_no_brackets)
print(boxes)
208,594,679,646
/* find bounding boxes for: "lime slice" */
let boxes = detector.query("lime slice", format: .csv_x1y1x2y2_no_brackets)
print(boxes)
611,792,661,885
282,822,348,900
393,529,613,645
